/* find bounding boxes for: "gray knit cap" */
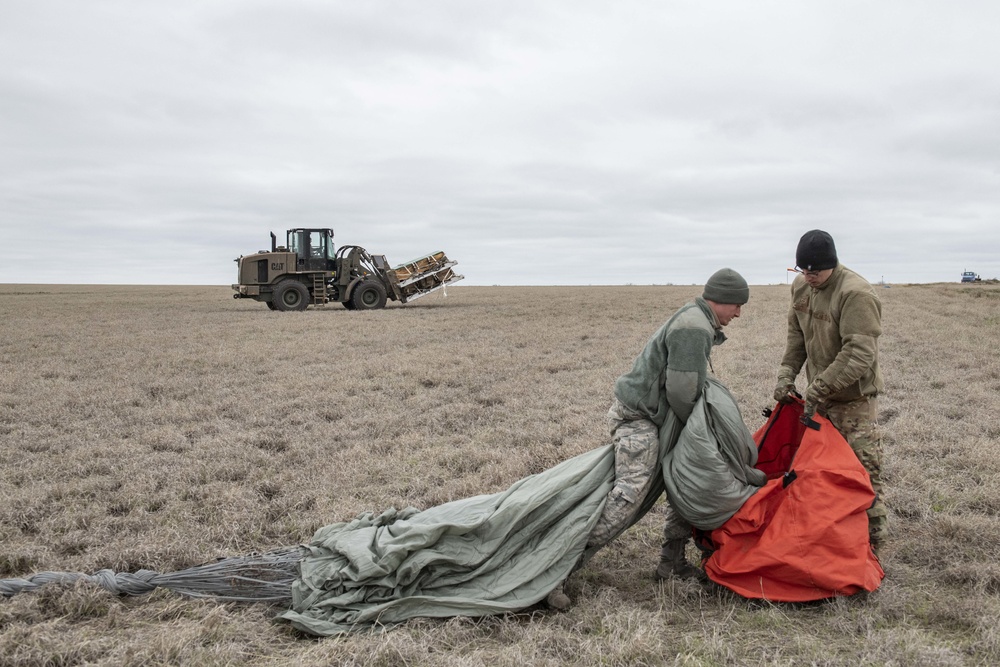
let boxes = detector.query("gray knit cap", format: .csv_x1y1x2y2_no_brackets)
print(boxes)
703,268,749,305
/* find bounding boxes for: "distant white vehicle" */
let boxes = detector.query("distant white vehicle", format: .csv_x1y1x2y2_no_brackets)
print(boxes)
961,270,981,283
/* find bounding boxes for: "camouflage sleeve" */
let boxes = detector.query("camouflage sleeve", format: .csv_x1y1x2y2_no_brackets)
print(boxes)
778,288,807,381
664,327,712,422
813,291,881,397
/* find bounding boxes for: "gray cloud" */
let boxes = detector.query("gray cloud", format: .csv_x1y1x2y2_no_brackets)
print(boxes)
2,0,999,287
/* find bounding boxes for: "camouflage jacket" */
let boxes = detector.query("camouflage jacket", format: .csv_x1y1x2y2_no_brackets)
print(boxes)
614,297,725,426
779,264,884,403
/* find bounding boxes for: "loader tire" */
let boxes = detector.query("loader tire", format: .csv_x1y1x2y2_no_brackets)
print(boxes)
273,280,309,312
350,280,387,310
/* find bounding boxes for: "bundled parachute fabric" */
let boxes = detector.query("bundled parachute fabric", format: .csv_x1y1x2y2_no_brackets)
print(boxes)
279,378,766,635
278,445,615,636
0,446,615,637
2,379,767,637
660,378,768,530
700,399,884,601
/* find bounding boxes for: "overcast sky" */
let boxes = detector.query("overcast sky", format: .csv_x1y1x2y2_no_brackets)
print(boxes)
2,1,998,286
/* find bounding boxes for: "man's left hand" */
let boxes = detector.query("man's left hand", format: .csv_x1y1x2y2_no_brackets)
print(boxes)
803,379,829,416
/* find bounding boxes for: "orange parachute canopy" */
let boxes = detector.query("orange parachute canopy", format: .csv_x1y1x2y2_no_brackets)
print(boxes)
700,398,884,601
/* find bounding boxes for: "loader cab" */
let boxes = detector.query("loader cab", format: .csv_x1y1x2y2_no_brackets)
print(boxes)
287,228,335,272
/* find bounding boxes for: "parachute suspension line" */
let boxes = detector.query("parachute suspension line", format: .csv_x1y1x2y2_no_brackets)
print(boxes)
0,546,306,601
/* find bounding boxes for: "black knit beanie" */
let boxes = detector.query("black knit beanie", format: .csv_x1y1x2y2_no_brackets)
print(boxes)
796,230,838,271
702,268,749,305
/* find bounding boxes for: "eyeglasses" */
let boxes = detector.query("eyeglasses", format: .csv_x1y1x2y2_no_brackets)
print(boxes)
788,267,829,278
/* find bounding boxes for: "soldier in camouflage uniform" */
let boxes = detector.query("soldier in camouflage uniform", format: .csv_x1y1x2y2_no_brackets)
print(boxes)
546,268,750,610
773,230,888,550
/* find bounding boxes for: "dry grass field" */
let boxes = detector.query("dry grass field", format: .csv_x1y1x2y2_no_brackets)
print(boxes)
2,280,1000,666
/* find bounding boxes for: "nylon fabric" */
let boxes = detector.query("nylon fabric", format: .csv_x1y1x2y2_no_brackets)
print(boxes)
702,399,884,601
661,378,767,530
2,378,768,636
281,377,761,636
279,446,615,636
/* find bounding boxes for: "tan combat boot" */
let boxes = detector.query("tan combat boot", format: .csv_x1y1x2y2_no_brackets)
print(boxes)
869,514,888,559
655,539,705,581
545,582,571,611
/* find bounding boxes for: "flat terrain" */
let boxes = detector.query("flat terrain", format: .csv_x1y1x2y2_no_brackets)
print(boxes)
2,281,999,666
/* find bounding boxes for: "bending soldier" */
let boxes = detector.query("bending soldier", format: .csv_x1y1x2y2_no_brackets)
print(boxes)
547,268,750,610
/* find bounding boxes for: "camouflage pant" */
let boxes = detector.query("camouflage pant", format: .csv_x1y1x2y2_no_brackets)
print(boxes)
587,398,691,550
819,396,888,542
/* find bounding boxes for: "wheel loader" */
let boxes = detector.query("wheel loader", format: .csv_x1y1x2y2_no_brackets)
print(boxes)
232,228,463,311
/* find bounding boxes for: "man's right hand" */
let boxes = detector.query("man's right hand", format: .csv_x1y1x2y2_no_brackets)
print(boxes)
773,379,797,404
